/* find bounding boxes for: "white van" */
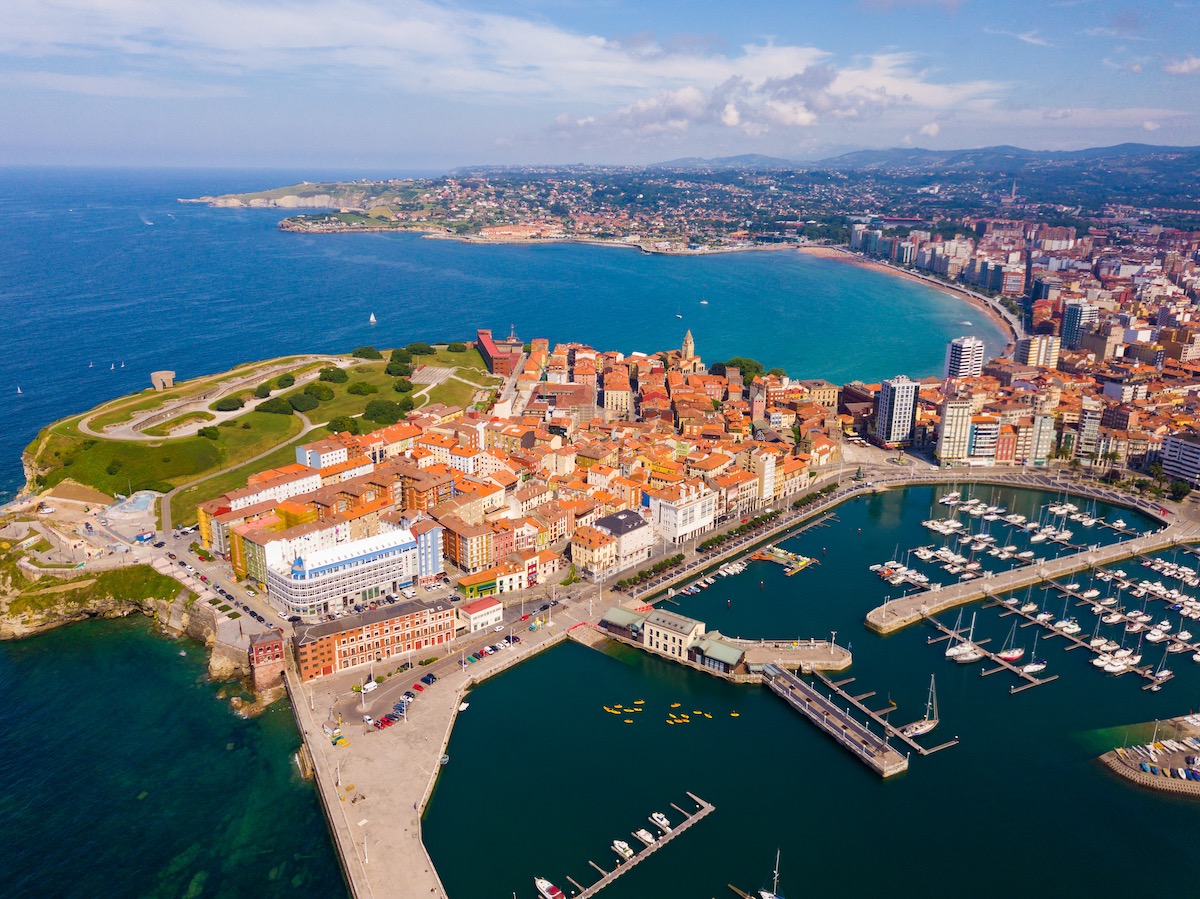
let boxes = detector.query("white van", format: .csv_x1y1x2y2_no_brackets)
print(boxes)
361,680,378,694
401,587,416,599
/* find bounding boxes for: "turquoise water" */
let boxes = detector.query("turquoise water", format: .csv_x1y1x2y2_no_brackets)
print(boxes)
424,486,1200,899
0,617,346,898
0,167,1005,504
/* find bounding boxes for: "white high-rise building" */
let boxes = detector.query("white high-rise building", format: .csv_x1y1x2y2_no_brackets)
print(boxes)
873,376,920,447
944,336,985,379
936,399,973,462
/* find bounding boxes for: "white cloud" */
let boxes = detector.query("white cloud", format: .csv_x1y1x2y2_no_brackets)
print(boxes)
1143,119,1161,131
1164,55,1200,75
919,122,940,136
984,28,1052,47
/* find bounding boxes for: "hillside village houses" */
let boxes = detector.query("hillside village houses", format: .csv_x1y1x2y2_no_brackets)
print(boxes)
197,217,1200,679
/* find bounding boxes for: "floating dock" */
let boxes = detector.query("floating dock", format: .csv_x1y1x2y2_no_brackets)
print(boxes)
923,612,1059,693
750,545,818,576
990,589,1176,690
762,665,911,777
812,671,959,757
569,793,715,898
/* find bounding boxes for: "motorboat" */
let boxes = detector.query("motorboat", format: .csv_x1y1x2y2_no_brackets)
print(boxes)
534,877,565,899
650,811,672,831
634,828,656,847
612,840,634,861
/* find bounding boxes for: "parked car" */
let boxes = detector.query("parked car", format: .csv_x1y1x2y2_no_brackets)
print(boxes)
420,673,436,685
538,603,549,612
494,625,504,632
153,541,165,548
520,614,531,621
245,587,257,596
287,615,302,623
412,683,424,692
403,691,416,702
363,715,375,726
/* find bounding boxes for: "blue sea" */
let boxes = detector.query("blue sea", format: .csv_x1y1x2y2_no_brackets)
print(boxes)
0,166,1004,505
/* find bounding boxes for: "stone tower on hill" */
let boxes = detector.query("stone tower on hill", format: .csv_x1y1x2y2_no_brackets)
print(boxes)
682,329,695,360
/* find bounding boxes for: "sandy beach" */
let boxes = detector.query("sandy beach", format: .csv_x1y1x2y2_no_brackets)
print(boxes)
796,245,1019,352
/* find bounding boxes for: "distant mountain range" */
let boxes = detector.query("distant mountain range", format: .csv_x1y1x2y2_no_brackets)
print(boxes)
650,143,1200,173
812,143,1200,172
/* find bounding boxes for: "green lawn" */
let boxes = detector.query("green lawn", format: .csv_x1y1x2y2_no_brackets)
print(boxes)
278,364,398,425
170,426,331,526
3,565,182,619
84,357,309,430
31,409,303,497
142,411,215,438
424,378,482,409
419,347,488,370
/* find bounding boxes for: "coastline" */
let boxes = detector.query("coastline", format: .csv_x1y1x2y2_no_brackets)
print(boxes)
795,245,1020,353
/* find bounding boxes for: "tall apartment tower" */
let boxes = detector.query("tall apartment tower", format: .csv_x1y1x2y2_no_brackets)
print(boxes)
1015,334,1061,369
873,375,920,447
1061,302,1099,350
943,336,985,379
936,399,973,462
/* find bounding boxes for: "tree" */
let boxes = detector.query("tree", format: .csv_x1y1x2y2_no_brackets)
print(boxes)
305,383,335,401
198,426,220,440
718,357,765,380
352,346,383,359
275,373,295,388
393,378,414,393
385,360,413,377
389,348,412,364
768,367,787,377
405,342,433,355
1149,462,1165,485
258,397,294,415
1169,480,1192,502
213,396,244,412
253,382,272,399
319,367,349,383
328,416,360,435
396,395,415,413
289,393,319,412
447,342,466,353
364,399,405,425
347,381,378,395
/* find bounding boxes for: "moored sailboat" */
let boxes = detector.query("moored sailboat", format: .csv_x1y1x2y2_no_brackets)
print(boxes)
900,674,939,737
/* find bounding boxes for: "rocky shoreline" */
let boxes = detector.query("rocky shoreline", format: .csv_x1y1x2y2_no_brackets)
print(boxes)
0,576,250,682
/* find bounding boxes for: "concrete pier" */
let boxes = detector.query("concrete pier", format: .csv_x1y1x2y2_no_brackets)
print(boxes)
763,664,910,777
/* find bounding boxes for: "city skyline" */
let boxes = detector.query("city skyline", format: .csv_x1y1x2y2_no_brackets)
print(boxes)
4,0,1199,169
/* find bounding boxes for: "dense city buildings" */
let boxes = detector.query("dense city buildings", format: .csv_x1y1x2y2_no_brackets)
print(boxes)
189,153,1200,682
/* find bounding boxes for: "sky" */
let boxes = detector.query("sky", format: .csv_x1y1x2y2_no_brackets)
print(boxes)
3,0,1199,170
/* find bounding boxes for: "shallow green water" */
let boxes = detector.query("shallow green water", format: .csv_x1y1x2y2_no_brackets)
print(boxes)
424,486,1200,899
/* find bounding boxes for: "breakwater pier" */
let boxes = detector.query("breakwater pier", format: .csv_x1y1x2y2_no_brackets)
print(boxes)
762,664,912,777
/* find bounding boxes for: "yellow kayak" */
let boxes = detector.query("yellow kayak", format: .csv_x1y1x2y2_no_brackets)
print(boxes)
634,699,645,705
730,712,740,717
670,703,681,709
624,719,633,724
704,713,712,719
